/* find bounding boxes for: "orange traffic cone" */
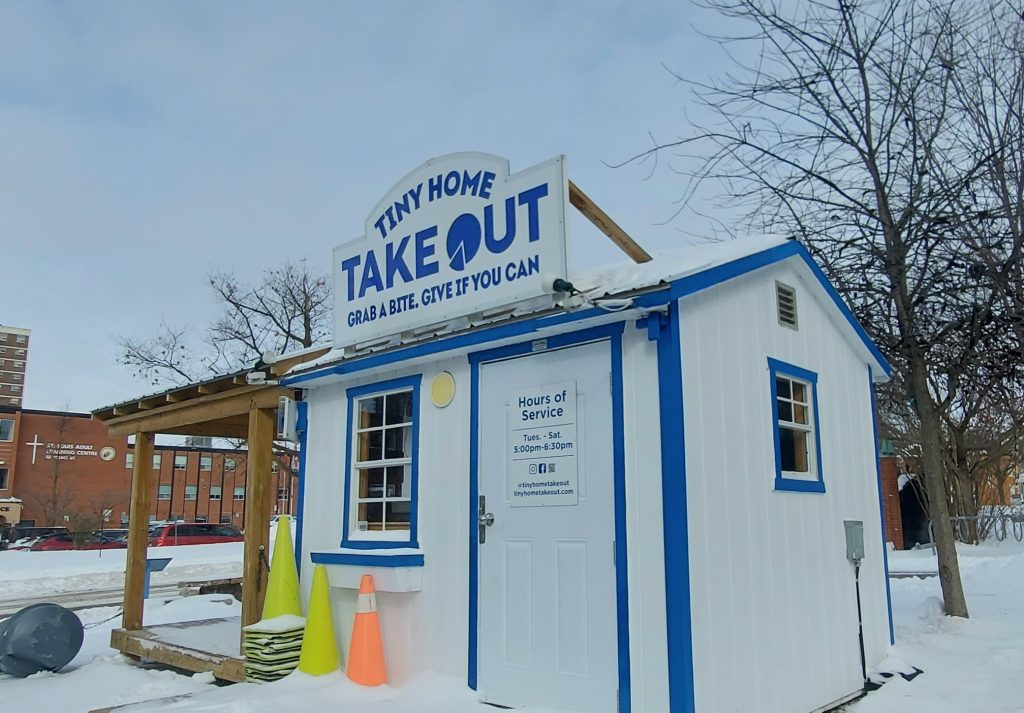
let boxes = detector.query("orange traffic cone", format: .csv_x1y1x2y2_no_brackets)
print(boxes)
346,574,388,686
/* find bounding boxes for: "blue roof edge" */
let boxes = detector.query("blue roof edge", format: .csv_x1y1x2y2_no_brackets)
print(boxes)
283,239,892,386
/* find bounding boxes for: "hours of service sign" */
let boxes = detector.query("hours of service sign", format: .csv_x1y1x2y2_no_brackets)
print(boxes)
507,381,578,507
333,153,569,347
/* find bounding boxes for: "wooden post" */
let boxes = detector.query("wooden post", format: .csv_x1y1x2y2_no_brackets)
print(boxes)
123,431,155,631
242,407,275,627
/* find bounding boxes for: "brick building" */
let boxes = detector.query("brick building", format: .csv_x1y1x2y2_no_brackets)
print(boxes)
0,325,30,408
0,406,297,529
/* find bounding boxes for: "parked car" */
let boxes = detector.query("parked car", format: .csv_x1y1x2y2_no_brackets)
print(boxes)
7,526,69,551
30,532,128,551
148,522,244,547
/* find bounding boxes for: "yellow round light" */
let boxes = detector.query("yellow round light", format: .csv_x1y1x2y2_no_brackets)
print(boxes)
430,371,456,408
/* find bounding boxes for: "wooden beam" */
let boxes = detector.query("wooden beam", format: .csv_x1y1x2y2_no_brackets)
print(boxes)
197,384,215,395
270,346,331,376
568,180,653,264
123,431,155,631
242,407,275,627
165,392,185,403
156,422,251,439
104,386,291,437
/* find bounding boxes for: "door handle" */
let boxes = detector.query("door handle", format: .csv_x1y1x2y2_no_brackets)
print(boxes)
478,495,495,544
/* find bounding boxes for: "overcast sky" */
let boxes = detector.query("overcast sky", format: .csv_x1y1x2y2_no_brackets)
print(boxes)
2,1,735,412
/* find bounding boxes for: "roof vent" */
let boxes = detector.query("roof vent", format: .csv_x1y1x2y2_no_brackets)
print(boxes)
776,282,798,329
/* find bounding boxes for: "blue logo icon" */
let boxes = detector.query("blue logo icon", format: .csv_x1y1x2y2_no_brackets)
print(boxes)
539,463,548,474
446,213,481,271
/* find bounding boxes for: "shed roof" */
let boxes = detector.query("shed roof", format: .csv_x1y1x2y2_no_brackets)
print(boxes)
283,236,891,385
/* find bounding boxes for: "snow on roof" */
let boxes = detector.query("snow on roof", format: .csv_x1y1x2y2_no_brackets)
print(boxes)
283,236,798,376
570,235,791,297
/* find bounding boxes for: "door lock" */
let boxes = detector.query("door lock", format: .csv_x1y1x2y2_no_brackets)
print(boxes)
478,495,495,544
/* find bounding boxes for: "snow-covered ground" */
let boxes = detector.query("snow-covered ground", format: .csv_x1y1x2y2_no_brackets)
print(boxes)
0,543,243,599
2,539,1023,712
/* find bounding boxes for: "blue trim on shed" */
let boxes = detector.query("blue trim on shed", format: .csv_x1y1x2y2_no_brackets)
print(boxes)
767,358,826,494
310,551,425,567
653,303,696,713
341,374,423,549
869,366,896,644
466,322,631,710
294,400,308,576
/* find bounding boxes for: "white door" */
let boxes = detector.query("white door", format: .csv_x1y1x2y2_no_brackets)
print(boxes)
477,340,619,712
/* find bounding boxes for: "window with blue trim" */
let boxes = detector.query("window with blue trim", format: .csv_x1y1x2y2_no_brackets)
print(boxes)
768,358,825,493
348,381,418,541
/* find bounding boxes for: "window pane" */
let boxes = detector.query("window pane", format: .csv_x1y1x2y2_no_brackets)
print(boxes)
384,426,411,459
791,381,807,403
385,501,411,528
385,391,413,425
0,419,13,441
780,427,810,473
225,458,236,470
359,468,385,498
358,430,383,461
386,465,408,498
776,377,791,399
793,403,808,425
358,501,384,531
778,400,793,422
358,396,384,429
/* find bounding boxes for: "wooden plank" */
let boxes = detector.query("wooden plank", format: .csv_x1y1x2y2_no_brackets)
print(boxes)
568,180,653,264
157,421,250,439
242,407,275,627
104,386,291,437
110,627,246,683
123,431,154,631
270,346,331,376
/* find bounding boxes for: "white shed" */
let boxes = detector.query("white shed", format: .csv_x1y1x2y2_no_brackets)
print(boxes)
282,153,894,713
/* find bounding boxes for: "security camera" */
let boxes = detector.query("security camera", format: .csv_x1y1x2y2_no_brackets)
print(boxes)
541,274,576,294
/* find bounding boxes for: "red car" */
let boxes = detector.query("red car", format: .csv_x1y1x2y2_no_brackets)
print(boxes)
148,522,244,547
30,532,128,551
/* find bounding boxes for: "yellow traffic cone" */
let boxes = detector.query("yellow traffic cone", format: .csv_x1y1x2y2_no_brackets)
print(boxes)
262,515,302,620
297,564,341,675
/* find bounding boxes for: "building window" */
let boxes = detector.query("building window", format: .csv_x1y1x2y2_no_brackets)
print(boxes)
200,456,212,471
9,385,20,393
219,514,232,524
185,485,197,500
234,486,245,500
210,485,222,501
345,376,420,544
225,458,236,470
0,418,13,441
153,454,162,469
157,484,172,500
768,358,824,493
14,335,25,344
8,398,17,405
125,453,135,469
13,361,22,368
0,467,8,489
277,487,289,500
195,515,208,523
271,460,279,473
12,373,21,381
174,455,187,470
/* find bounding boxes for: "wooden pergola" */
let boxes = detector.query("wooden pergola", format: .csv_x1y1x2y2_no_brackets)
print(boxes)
91,349,328,642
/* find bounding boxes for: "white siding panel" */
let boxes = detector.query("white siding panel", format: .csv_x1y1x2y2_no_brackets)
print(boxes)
681,259,889,713
299,356,472,685
621,326,670,712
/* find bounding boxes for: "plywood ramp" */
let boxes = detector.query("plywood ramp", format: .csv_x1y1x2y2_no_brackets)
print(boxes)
110,618,246,684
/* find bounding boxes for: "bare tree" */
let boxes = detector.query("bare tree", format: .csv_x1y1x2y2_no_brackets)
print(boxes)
615,0,1024,617
30,412,78,527
118,259,331,388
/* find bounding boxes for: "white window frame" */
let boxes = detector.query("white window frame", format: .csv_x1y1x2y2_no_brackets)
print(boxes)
344,377,420,546
184,485,198,500
209,485,222,501
157,484,172,500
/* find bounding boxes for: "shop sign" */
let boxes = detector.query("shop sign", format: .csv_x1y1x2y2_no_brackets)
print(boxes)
333,153,568,347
